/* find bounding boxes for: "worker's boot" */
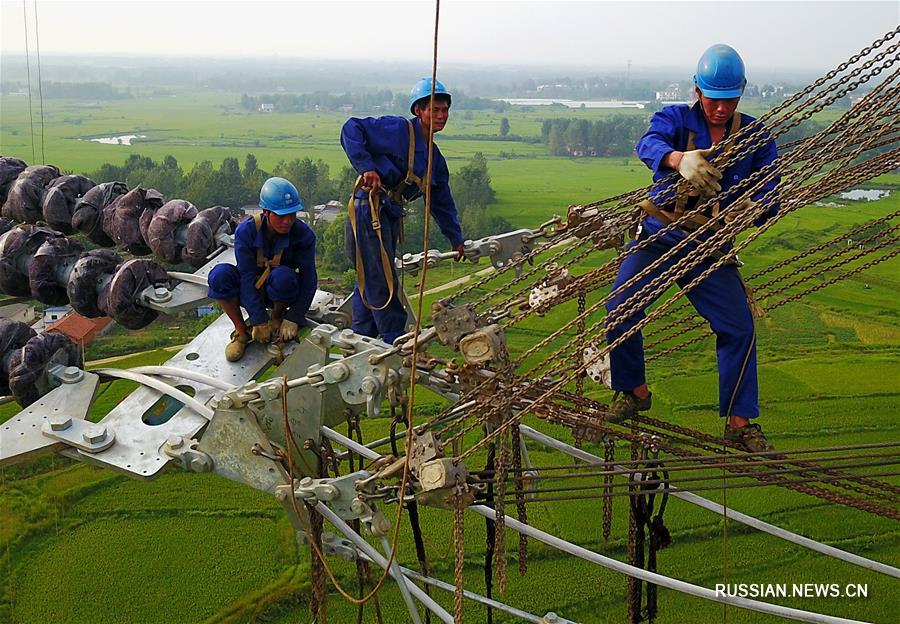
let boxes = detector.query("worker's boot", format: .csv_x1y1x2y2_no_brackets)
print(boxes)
724,422,773,453
607,391,652,424
225,331,251,362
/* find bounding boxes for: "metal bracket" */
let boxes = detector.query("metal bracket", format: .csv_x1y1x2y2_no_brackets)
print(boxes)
432,301,480,350
163,436,213,472
279,470,375,521
459,324,507,366
464,228,537,273
1,370,99,466
529,265,573,313
583,342,612,388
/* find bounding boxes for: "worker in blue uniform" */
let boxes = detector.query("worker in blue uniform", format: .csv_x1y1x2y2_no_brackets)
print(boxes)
605,44,779,452
208,177,317,362
341,77,465,345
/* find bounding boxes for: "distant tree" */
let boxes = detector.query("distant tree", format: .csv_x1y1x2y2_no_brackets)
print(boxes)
274,158,337,207
318,214,351,271
450,152,495,209
179,161,218,207
548,125,566,156
499,117,510,137
243,153,258,176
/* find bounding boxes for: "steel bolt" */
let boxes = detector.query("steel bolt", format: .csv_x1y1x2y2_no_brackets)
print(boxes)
166,436,184,450
350,498,367,515
83,425,107,444
543,613,559,624
360,376,379,394
49,415,72,431
299,477,314,487
219,396,234,409
62,366,84,383
190,456,211,472
151,286,172,303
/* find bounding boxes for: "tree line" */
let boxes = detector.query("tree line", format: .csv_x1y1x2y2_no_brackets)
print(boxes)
239,91,508,114
86,151,509,273
541,116,650,157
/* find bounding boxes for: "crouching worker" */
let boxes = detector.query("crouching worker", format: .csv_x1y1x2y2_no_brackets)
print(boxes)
208,177,317,362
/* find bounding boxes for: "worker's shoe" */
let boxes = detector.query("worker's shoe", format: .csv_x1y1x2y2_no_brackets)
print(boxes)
225,331,251,362
607,391,652,424
724,422,773,453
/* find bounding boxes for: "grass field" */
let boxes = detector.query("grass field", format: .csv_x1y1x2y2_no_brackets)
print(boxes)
1,92,898,624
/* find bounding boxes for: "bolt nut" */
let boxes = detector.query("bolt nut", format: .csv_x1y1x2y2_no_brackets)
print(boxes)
350,498,367,515
62,366,83,383
219,396,234,409
371,513,391,537
82,425,107,444
49,415,72,431
360,376,379,394
189,456,211,472
151,286,172,303
166,436,184,450
299,477,314,487
341,328,355,339
543,613,559,624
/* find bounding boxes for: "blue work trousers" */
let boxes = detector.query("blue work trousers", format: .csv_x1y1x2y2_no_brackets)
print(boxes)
345,193,407,344
208,263,302,310
605,237,759,418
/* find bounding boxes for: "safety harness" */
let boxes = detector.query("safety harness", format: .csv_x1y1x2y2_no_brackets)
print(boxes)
347,119,425,311
638,112,742,234
635,112,764,316
251,213,284,291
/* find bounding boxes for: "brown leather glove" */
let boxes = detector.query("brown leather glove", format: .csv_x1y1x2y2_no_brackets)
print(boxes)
279,319,299,342
251,322,271,343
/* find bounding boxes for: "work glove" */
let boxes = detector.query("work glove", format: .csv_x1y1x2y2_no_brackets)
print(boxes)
279,319,299,342
251,322,271,343
724,197,758,223
268,317,283,338
455,243,465,261
676,149,722,196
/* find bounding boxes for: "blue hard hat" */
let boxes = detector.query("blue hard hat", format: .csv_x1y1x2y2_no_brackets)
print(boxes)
693,44,747,98
408,77,452,114
259,177,303,215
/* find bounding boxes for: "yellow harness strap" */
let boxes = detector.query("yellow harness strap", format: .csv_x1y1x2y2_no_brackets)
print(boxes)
346,177,396,311
346,119,424,311
252,213,285,291
387,119,425,205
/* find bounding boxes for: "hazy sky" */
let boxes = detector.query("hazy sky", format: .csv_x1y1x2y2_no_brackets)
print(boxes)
1,0,897,72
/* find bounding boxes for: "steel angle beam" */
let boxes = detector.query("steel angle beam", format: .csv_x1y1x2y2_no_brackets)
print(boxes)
74,314,274,479
0,370,99,466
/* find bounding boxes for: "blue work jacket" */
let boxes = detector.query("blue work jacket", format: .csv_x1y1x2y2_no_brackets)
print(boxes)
341,115,464,248
234,215,317,326
636,102,779,245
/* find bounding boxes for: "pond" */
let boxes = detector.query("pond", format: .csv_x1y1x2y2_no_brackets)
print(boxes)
87,134,147,145
838,189,890,201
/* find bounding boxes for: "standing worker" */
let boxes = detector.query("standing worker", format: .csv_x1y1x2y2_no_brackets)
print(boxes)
341,77,466,345
208,177,318,362
604,44,778,452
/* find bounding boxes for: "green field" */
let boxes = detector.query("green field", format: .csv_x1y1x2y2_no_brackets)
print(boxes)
1,92,899,624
